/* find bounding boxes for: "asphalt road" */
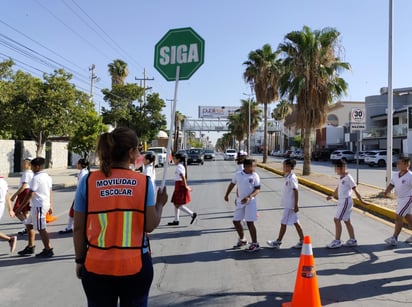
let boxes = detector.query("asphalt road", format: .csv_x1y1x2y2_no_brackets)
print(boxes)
0,160,411,306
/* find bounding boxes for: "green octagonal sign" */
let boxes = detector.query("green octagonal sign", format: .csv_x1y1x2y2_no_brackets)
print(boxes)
154,27,205,81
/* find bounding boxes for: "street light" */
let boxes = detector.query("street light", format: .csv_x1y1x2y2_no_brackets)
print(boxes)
243,92,253,155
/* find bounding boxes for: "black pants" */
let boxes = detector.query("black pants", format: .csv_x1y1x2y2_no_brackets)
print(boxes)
81,253,153,307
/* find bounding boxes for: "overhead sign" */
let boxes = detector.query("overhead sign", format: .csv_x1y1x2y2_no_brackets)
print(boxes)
154,27,205,81
198,106,240,119
350,107,366,131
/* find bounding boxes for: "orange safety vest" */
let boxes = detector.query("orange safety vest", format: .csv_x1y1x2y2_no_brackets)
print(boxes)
85,169,148,276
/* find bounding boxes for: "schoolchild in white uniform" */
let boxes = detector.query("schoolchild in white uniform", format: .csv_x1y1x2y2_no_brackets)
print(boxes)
326,159,366,248
17,157,54,258
224,158,261,252
11,158,33,235
384,156,412,246
167,153,197,226
143,152,156,190
0,176,17,253
267,159,304,249
59,158,89,234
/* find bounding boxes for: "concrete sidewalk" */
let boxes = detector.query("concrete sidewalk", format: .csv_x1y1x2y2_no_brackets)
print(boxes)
6,167,80,192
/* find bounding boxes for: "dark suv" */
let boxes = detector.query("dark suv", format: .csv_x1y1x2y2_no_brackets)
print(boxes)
187,148,204,165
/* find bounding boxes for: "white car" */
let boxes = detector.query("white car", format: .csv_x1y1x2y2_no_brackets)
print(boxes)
147,147,170,167
330,150,355,163
224,149,237,160
364,150,398,167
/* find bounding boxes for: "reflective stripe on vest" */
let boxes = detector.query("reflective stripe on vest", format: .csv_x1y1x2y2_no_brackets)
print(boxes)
85,169,148,276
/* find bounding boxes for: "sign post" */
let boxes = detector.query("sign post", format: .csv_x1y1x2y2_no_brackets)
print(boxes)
350,107,366,184
154,27,205,188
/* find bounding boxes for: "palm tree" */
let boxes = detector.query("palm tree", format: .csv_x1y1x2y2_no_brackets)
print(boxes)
243,44,282,163
227,113,244,151
278,26,350,175
238,98,262,154
271,99,292,154
108,59,129,87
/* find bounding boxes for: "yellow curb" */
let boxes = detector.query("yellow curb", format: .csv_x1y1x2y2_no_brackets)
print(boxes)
257,162,398,222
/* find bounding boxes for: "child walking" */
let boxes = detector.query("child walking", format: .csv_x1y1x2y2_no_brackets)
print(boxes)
11,158,33,235
0,176,17,253
59,158,89,234
143,152,156,190
224,158,261,252
267,159,304,249
17,157,54,257
383,156,412,246
326,159,366,248
167,152,197,226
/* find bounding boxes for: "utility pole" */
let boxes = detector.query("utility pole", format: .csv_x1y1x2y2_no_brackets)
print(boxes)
135,68,154,107
89,64,98,112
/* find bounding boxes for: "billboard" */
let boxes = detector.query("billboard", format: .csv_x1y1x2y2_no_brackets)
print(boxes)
198,106,240,119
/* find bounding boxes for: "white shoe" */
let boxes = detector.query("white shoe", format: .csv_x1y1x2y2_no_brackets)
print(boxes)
327,239,342,249
266,240,281,249
405,236,412,243
384,236,397,246
344,239,358,247
292,241,303,249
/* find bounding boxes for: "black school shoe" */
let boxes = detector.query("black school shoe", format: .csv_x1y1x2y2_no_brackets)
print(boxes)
18,245,35,256
167,221,179,226
35,248,54,258
190,213,197,224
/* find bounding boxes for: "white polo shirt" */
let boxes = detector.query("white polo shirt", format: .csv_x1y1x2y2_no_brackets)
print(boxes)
281,172,299,209
338,173,356,199
0,177,8,220
174,163,185,181
231,170,260,202
20,170,33,188
390,170,412,199
30,171,52,208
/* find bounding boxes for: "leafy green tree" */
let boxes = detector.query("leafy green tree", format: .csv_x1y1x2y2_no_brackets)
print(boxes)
132,92,167,143
101,83,144,127
68,91,107,159
244,44,282,163
6,69,85,156
0,59,16,138
108,59,129,86
279,26,350,175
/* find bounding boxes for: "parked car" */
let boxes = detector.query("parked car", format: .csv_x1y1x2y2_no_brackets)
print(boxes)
187,148,204,165
312,148,335,161
203,149,216,161
329,150,355,163
224,149,237,160
354,151,372,164
364,150,399,167
290,150,304,160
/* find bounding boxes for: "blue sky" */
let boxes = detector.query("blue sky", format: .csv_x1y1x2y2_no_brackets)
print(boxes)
1,0,411,141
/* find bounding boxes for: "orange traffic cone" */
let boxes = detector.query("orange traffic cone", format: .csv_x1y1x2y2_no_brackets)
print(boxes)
282,235,322,307
46,212,58,223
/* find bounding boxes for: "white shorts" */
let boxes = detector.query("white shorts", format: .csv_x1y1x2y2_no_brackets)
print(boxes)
233,200,257,222
0,202,4,221
335,198,353,221
281,208,299,225
396,197,412,217
26,206,49,230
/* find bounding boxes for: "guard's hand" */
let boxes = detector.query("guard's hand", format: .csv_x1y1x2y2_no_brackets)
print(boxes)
156,186,168,207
